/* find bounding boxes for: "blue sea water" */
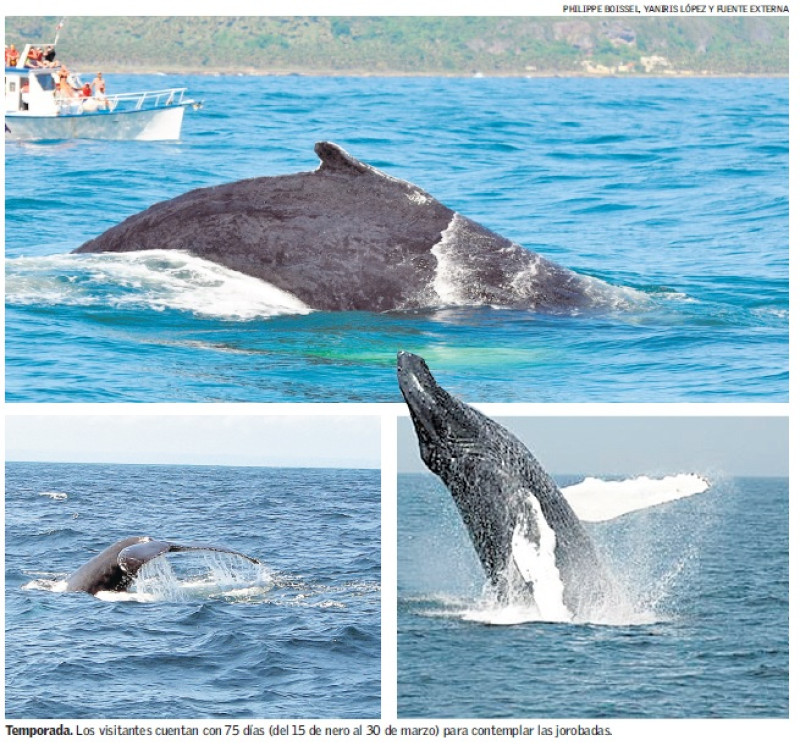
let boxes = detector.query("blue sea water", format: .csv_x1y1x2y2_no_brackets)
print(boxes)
4,462,380,719
4,75,788,402
397,473,788,718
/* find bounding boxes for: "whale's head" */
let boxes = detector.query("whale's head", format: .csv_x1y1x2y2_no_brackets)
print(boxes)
398,350,544,587
397,351,523,483
399,351,471,471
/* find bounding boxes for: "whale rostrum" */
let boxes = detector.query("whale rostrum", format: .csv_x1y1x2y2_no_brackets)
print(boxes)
73,142,627,313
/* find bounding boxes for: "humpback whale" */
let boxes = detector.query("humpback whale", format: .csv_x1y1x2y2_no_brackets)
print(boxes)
397,351,613,620
65,536,260,595
73,142,622,313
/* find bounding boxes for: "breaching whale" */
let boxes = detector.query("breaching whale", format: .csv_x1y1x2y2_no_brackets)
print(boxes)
73,142,622,313
65,536,260,595
397,351,613,620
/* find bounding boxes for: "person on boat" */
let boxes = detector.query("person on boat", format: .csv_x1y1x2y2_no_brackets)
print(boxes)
56,67,77,99
91,72,108,108
43,45,56,66
91,72,106,97
81,82,100,111
25,47,44,67
6,44,20,67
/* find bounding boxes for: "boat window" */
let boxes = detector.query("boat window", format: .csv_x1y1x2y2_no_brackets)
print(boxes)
8,80,17,93
37,73,56,91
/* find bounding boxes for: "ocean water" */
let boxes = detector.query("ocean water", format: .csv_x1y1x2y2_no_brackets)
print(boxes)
4,462,381,719
5,75,788,402
397,472,788,718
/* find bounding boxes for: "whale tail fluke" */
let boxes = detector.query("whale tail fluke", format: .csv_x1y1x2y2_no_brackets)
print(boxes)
66,536,260,595
118,539,260,576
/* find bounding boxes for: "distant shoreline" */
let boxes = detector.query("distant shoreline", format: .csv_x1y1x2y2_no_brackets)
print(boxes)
81,67,788,79
8,16,787,79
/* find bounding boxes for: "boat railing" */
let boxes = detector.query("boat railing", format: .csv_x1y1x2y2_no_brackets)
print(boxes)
105,87,190,112
52,87,193,117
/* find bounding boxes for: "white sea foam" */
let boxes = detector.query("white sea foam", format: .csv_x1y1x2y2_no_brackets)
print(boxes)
462,598,553,626
6,250,311,320
407,190,432,205
38,491,68,500
23,578,68,593
563,473,710,523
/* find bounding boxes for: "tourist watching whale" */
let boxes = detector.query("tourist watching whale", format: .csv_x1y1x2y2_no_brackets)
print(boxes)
24,47,44,67
5,44,20,67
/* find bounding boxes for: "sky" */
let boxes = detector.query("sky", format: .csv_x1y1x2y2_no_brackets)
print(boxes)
7,414,788,476
6,414,380,469
398,415,789,478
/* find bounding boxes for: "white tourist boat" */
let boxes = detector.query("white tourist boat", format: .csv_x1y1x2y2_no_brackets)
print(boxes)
5,43,199,141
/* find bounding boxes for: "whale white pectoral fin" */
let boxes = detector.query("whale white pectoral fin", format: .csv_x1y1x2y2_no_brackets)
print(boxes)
508,494,573,621
506,495,541,593
562,475,710,523
510,522,538,587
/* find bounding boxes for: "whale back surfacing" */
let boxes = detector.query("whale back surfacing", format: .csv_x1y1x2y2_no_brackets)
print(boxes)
74,143,453,311
73,142,612,313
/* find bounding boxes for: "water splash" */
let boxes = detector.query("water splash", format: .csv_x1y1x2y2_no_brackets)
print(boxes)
6,250,310,320
429,564,673,628
415,474,708,627
22,553,272,603
429,216,486,307
38,491,69,500
131,552,273,602
23,577,69,593
129,555,186,601
24,558,376,610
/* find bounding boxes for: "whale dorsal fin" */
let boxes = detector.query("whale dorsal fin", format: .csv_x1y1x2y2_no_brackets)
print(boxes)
314,141,370,175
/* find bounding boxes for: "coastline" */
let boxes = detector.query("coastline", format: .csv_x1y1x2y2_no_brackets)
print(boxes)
73,66,788,79
7,16,787,80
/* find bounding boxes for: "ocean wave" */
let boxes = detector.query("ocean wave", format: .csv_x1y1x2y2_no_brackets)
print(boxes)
38,491,69,500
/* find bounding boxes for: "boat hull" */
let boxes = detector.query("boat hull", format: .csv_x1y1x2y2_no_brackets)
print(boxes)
5,104,187,141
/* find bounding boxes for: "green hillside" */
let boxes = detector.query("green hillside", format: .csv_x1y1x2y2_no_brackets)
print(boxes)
5,16,788,76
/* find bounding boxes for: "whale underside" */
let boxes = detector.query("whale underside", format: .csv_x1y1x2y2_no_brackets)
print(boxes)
65,536,260,595
397,351,614,620
73,142,621,313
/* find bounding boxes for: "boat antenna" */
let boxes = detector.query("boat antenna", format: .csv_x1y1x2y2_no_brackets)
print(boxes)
54,18,66,46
